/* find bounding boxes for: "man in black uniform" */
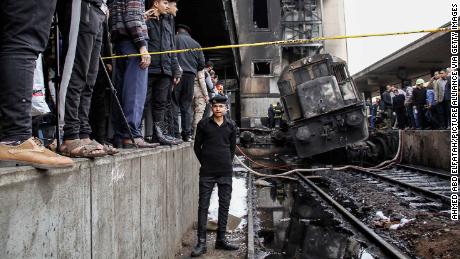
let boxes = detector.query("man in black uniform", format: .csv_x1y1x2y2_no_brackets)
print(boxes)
174,24,206,142
192,95,239,257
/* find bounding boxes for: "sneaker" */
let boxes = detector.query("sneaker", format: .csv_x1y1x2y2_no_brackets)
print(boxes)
0,138,74,170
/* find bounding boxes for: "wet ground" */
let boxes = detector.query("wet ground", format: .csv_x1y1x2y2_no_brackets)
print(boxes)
176,154,459,258
176,229,247,259
175,162,249,259
253,180,387,259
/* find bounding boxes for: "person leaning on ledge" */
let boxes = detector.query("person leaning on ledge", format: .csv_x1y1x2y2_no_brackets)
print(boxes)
192,95,239,257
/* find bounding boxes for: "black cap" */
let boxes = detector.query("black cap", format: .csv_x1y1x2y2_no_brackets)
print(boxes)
210,95,227,104
176,24,191,34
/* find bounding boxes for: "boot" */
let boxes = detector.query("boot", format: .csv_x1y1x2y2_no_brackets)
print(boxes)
215,232,239,251
160,122,183,145
191,238,207,257
154,122,177,145
0,138,74,170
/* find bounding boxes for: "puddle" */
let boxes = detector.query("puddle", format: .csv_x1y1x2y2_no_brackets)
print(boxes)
207,161,248,230
253,181,381,259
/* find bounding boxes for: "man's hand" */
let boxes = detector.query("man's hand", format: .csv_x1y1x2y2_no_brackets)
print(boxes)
144,8,160,20
106,64,112,73
173,77,181,86
205,96,209,103
139,46,150,69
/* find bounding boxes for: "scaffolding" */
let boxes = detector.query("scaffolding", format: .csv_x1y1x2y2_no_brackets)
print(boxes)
281,0,323,61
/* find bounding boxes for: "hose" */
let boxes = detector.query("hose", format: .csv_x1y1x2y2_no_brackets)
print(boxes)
234,130,404,180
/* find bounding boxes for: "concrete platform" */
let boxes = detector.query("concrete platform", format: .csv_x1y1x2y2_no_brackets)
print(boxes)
401,130,450,171
0,144,199,259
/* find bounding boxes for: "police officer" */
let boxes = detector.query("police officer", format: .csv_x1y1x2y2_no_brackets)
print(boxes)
192,95,238,257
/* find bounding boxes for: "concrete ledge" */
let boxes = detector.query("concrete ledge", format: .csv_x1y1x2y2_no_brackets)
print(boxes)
0,143,199,259
401,130,450,171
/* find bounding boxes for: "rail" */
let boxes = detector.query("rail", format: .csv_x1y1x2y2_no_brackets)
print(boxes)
295,172,410,259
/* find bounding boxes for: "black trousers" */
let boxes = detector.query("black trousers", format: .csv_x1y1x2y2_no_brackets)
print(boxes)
144,74,172,136
164,88,174,135
173,72,195,137
89,66,112,143
62,2,105,140
197,176,232,239
414,105,427,129
394,107,406,129
443,100,451,128
0,0,57,141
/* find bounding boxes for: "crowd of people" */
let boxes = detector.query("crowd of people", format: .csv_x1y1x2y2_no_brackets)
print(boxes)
0,0,229,168
368,68,453,130
1,1,239,255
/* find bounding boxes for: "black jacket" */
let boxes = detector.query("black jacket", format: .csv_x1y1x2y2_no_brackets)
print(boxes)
382,91,392,107
146,15,181,78
412,87,427,106
176,31,205,75
194,116,238,177
392,94,405,109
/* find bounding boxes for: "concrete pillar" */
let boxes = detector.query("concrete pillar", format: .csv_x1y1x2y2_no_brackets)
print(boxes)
322,0,348,61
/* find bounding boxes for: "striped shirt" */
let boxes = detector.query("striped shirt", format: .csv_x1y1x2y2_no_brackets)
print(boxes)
109,0,149,49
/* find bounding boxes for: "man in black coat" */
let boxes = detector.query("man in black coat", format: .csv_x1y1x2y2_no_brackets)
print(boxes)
192,95,239,257
174,24,206,142
412,79,428,129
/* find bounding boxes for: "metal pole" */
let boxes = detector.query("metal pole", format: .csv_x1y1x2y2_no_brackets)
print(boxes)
98,57,137,148
54,13,61,151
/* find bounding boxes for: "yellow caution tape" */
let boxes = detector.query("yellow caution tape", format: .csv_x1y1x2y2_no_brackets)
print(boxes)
101,27,453,60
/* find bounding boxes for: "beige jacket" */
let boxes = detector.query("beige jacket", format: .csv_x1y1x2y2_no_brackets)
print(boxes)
433,79,445,103
193,70,208,99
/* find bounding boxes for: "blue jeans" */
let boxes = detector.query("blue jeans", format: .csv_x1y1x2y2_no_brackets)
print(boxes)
112,40,148,140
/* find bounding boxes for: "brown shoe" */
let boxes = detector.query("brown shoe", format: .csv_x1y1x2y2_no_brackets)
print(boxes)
0,138,74,170
122,138,160,148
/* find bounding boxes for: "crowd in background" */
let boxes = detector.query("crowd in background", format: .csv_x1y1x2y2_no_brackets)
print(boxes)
368,68,453,130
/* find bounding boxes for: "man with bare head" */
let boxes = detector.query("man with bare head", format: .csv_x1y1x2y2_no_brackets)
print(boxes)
168,0,179,17
144,0,183,145
381,85,394,128
434,69,449,128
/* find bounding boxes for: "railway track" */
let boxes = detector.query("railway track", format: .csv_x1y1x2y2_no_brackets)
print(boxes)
295,172,410,259
246,163,450,258
352,165,450,207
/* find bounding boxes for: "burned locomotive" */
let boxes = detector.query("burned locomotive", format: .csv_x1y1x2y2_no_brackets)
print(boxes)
239,54,369,159
277,54,368,158
278,54,369,157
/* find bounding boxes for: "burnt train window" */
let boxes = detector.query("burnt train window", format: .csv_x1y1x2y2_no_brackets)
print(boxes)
253,61,271,76
331,63,347,83
253,0,269,29
293,62,328,83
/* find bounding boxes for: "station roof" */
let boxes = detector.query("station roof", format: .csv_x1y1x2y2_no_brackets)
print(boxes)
352,23,451,94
